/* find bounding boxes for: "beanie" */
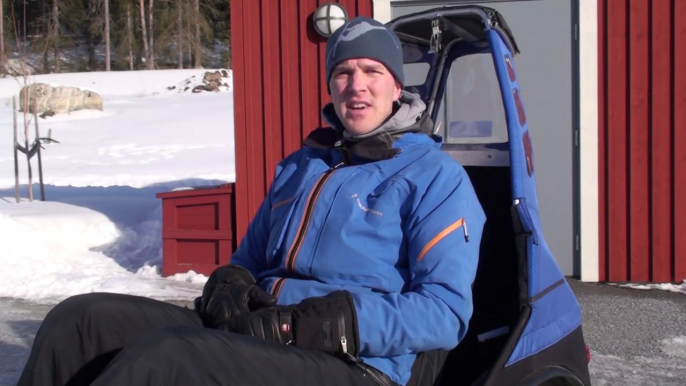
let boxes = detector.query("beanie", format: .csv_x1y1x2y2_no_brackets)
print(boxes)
325,16,404,91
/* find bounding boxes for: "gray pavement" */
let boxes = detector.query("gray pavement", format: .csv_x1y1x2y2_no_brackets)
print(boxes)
1,281,685,385
567,279,686,385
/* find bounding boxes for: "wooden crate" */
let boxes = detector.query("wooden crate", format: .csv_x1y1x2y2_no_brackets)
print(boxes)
156,184,236,276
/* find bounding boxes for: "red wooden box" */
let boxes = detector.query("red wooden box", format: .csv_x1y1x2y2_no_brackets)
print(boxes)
156,184,236,277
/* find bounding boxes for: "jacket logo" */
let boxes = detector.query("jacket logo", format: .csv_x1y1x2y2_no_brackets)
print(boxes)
351,193,383,217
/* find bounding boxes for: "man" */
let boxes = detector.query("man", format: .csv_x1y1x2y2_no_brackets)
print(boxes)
18,17,485,386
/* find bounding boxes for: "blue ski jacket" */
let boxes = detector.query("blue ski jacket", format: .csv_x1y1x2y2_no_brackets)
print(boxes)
231,93,486,385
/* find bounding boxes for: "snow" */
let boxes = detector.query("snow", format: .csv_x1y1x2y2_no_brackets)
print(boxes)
617,281,686,295
0,69,238,304
0,69,231,99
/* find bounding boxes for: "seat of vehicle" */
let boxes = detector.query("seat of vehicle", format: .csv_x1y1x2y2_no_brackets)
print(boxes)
406,165,522,386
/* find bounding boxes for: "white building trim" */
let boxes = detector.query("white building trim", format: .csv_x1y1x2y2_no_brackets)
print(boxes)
578,0,599,282
372,0,392,23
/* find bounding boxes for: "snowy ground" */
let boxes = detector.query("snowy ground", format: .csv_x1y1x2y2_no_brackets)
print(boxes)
0,69,234,304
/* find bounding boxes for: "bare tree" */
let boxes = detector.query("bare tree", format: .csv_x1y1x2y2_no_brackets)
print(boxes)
139,0,150,69
104,0,110,71
0,0,5,64
193,0,200,68
148,0,154,69
126,2,134,70
52,0,60,73
177,0,182,69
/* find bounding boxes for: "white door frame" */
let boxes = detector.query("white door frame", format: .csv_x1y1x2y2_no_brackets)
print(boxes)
371,0,600,282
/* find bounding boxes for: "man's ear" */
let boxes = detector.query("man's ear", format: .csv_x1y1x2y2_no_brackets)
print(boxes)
393,81,402,101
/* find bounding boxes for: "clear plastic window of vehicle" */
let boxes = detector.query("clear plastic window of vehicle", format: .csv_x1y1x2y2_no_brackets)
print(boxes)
403,62,431,87
435,53,509,144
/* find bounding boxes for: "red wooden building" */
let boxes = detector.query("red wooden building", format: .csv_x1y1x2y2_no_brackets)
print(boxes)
160,0,685,284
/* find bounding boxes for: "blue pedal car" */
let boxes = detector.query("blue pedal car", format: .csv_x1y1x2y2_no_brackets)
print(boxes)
386,6,592,386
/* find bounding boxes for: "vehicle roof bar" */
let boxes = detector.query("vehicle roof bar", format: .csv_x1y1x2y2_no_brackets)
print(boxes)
436,15,479,43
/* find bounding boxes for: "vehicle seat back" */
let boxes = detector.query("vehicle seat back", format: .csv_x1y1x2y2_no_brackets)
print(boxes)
434,165,521,386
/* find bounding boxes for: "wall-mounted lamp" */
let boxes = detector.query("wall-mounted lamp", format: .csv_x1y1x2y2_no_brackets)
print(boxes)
313,3,348,38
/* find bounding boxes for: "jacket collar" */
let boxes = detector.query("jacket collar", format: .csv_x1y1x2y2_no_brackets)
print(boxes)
303,113,434,163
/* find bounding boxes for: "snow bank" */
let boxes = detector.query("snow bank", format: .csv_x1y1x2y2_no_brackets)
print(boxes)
0,69,233,100
0,198,206,304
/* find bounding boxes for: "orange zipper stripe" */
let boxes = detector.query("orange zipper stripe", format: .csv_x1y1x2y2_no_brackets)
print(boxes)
271,278,286,297
286,172,335,271
283,174,326,270
417,218,467,262
274,279,286,298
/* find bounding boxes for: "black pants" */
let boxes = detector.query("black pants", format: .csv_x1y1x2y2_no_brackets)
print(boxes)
17,292,383,386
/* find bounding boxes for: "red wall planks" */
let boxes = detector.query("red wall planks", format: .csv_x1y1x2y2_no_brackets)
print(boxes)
599,0,686,283
628,0,650,282
230,0,249,253
597,0,607,281
280,0,302,173
650,0,673,282
230,0,374,242
674,0,686,282
605,0,629,282
262,0,283,190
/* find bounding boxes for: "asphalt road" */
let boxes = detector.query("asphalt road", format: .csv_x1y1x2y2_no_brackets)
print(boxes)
1,280,685,385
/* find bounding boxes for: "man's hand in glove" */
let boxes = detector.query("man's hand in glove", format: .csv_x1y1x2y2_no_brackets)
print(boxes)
195,265,277,329
221,290,361,362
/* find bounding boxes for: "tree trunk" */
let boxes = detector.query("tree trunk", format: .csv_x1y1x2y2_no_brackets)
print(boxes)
87,34,96,70
193,0,200,68
127,2,134,71
104,0,110,71
139,0,150,69
177,0,182,69
186,10,192,66
148,0,154,69
52,0,59,73
0,0,5,64
42,0,50,73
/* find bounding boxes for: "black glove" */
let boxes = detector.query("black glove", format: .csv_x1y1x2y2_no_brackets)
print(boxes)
222,290,360,361
195,265,277,328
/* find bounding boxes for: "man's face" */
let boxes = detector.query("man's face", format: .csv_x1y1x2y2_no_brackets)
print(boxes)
329,58,402,136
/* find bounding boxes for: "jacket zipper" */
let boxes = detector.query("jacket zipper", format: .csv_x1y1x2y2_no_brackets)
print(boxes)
339,308,357,362
271,278,286,297
285,162,345,271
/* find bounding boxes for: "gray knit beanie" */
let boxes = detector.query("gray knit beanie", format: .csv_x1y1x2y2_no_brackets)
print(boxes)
325,16,404,92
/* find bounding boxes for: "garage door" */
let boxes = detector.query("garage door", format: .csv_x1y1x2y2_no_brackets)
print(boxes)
391,0,578,275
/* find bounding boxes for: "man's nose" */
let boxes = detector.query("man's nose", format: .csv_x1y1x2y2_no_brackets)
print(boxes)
348,71,367,93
